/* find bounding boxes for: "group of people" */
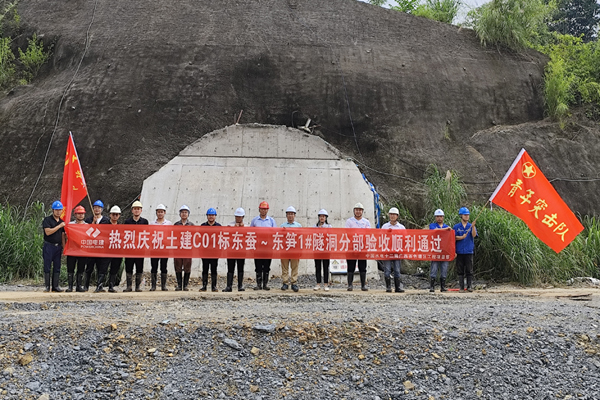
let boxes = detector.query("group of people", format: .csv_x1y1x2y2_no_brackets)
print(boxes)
42,199,477,293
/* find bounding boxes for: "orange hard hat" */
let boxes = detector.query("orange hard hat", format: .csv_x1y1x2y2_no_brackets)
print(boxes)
74,205,86,214
259,201,269,209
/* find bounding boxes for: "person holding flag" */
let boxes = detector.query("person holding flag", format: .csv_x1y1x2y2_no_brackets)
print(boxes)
454,207,477,292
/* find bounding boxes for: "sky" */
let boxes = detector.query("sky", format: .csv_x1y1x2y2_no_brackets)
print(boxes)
358,0,491,23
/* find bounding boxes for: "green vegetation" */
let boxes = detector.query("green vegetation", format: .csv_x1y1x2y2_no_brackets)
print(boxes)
369,0,461,24
549,0,600,42
0,1,52,89
0,202,44,282
394,165,600,285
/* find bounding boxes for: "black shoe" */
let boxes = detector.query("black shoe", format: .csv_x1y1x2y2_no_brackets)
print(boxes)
361,286,368,291
94,274,106,293
200,279,208,292
123,273,133,292
175,272,183,291
429,278,436,293
223,273,233,293
76,273,85,292
237,273,245,291
183,272,190,291
394,278,405,293
458,275,465,291
467,275,473,292
291,284,299,292
385,277,392,293
135,273,143,292
43,272,51,293
440,278,447,292
161,273,168,291
83,272,90,292
66,273,74,293
150,273,157,292
52,272,63,293
108,275,117,293
254,274,262,290
222,286,232,292
262,272,270,290
347,285,353,291
281,283,289,291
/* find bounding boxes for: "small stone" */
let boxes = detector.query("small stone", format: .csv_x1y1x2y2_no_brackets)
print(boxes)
160,320,170,325
111,323,118,331
250,385,259,393
253,324,276,333
25,381,40,391
38,395,50,400
251,347,260,356
3,366,15,375
432,353,440,359
224,339,243,351
18,353,33,366
403,381,415,390
526,327,535,334
103,347,111,354
358,354,365,360
147,348,157,354
23,343,34,351
437,367,445,374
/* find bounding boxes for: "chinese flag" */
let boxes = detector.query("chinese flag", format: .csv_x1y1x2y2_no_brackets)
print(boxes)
489,149,583,253
60,132,88,221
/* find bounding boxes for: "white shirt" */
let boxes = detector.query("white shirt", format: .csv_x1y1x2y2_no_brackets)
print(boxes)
345,217,371,229
151,219,172,225
382,221,406,230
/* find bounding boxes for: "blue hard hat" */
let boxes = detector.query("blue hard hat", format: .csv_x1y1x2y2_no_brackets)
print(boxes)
206,207,217,215
52,200,64,210
93,200,104,208
459,207,470,215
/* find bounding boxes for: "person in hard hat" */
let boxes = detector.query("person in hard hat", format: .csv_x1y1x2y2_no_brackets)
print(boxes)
314,209,332,291
280,206,302,292
381,207,406,293
454,207,477,292
224,207,247,292
124,200,149,292
150,204,172,292
429,209,452,293
200,208,221,292
250,201,276,290
105,205,123,293
84,199,110,292
345,202,371,291
174,205,194,291
42,201,66,293
63,205,88,292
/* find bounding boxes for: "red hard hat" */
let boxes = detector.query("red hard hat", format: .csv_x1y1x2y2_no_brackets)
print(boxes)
259,201,269,209
74,206,86,214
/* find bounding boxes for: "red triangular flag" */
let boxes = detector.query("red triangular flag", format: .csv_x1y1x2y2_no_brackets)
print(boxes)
60,132,88,221
489,149,583,253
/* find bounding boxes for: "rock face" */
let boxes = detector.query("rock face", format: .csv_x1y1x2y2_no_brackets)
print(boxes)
2,0,595,216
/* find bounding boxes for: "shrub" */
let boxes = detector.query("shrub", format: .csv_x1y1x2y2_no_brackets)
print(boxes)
0,202,45,282
0,36,14,87
18,33,50,82
543,56,572,122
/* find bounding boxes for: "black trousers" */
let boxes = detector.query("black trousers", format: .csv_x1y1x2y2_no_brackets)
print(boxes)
346,259,367,275
125,258,144,274
202,258,218,276
227,259,245,275
66,256,87,275
456,254,473,277
150,258,168,274
86,257,108,275
107,258,122,277
315,259,330,284
254,259,271,275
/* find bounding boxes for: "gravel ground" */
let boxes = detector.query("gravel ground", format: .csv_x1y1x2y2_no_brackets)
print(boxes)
0,277,599,400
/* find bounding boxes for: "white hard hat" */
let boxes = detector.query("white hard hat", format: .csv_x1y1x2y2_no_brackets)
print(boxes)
389,207,399,215
353,202,364,210
179,205,190,213
156,204,166,211
285,206,297,214
234,207,245,217
434,209,445,216
318,209,329,216
109,206,121,214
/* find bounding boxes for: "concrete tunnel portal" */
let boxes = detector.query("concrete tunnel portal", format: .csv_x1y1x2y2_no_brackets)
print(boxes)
139,124,377,278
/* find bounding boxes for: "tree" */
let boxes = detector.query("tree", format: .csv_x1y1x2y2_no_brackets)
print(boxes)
549,0,600,41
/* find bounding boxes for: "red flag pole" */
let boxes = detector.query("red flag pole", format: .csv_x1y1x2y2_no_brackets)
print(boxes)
69,131,94,213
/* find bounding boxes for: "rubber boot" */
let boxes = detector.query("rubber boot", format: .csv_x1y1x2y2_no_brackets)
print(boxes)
175,272,183,291
108,275,117,293
43,272,51,293
135,273,143,292
94,274,106,293
183,272,190,291
458,275,464,291
76,273,85,292
83,272,90,292
223,273,233,292
200,271,208,291
429,278,436,293
262,272,270,290
52,272,63,293
66,273,74,293
440,278,447,292
254,274,262,290
467,275,473,292
395,277,405,293
161,273,168,291
359,271,368,291
347,273,354,291
211,273,218,292
150,273,157,291
385,277,392,293
237,272,245,291
124,273,133,292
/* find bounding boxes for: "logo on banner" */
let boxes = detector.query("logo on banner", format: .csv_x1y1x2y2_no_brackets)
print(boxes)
86,227,101,238
80,227,105,249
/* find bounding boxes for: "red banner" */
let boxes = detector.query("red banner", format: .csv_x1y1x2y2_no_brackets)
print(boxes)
64,225,456,261
60,133,88,221
489,149,584,253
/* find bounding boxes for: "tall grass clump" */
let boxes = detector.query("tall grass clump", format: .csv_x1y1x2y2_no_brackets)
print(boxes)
0,202,45,282
543,56,572,123
423,164,466,220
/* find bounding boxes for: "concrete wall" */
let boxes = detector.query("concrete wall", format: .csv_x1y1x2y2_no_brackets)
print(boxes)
139,124,377,278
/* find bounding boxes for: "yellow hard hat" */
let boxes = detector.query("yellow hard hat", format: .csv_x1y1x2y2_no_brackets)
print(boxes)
132,200,143,208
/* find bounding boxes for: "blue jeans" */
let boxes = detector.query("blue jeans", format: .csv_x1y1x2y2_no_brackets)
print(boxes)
430,261,449,279
383,260,401,279
43,242,62,274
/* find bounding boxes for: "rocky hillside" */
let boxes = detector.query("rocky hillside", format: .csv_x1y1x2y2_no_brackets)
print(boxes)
2,0,598,215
